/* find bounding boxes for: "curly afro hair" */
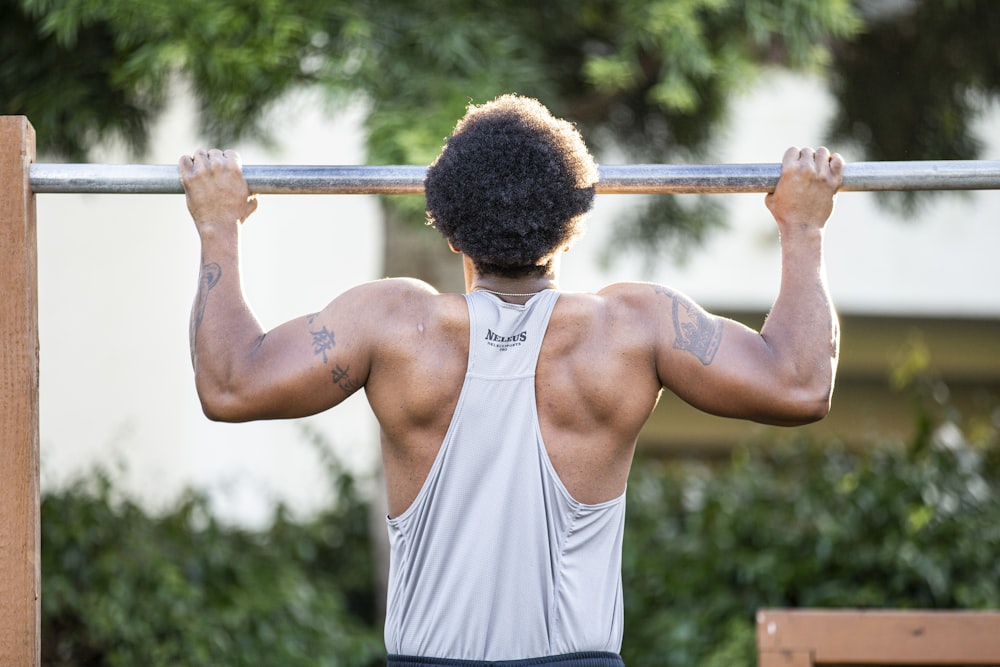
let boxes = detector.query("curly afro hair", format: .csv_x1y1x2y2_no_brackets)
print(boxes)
425,94,598,277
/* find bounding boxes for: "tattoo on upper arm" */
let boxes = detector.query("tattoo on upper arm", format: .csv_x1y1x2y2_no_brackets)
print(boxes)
190,262,222,348
331,364,362,394
654,286,723,365
306,316,362,395
309,324,336,364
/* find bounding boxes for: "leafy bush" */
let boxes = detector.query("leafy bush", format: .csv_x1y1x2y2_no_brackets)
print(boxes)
42,379,998,667
620,381,1000,667
41,432,384,667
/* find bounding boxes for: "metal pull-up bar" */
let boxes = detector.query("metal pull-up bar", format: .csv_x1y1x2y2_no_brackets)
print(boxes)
28,160,1000,195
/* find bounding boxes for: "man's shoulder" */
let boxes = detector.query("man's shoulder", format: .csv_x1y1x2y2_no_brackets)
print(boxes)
580,281,664,312
347,277,455,305
594,281,659,298
550,282,664,334
359,276,439,296
343,278,466,327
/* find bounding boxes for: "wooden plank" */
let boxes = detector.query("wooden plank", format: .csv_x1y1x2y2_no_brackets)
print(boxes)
0,116,40,667
758,609,1000,665
759,649,814,667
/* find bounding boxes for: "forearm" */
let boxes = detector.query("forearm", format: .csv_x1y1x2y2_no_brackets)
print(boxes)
189,227,266,417
760,225,840,417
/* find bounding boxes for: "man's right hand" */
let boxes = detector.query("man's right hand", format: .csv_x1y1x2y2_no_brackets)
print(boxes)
765,146,844,230
178,149,258,236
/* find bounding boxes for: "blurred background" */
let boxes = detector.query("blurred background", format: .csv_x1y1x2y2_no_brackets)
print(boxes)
3,1,998,666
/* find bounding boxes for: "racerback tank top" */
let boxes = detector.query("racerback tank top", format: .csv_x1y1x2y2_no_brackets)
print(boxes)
384,289,626,661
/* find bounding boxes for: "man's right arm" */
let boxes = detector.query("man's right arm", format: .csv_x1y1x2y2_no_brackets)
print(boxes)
181,149,387,422
650,146,843,426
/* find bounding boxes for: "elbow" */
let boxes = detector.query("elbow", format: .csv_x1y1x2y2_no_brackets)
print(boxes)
759,394,831,427
771,375,835,426
200,397,245,423
752,357,835,426
195,376,257,423
789,390,833,425
199,392,250,423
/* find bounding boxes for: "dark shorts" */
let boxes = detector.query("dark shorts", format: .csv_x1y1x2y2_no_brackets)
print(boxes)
387,652,625,667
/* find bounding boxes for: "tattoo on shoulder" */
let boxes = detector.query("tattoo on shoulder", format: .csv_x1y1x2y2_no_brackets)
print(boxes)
653,286,723,365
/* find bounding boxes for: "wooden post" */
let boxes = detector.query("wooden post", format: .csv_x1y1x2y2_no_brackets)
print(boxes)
0,116,40,667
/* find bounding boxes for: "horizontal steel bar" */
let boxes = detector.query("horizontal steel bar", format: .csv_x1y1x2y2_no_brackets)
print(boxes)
28,160,1000,195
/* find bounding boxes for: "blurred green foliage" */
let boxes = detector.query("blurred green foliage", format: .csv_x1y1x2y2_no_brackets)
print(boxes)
620,389,1000,667
828,0,1000,213
5,1,1000,255
3,0,861,162
41,434,384,667
3,0,862,256
41,375,999,667
5,0,360,156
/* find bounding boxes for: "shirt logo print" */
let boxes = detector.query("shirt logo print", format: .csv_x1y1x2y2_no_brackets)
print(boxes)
484,328,528,351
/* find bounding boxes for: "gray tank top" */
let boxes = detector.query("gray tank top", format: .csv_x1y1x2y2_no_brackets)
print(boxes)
384,289,626,661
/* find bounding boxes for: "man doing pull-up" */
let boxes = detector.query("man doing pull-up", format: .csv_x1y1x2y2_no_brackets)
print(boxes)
180,94,843,667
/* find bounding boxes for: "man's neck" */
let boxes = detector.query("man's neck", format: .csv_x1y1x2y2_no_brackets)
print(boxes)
461,254,561,300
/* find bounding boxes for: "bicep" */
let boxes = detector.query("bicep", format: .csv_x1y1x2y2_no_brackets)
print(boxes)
651,287,797,423
200,290,375,421
260,307,371,415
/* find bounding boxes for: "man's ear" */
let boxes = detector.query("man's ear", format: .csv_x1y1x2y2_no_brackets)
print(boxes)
448,241,461,254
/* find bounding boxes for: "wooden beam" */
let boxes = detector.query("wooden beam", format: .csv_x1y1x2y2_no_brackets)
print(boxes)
758,609,1000,666
758,647,814,667
0,116,40,667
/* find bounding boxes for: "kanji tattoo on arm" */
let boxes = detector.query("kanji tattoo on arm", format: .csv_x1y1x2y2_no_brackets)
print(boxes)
331,363,362,395
654,286,723,365
305,315,363,394
308,319,336,364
